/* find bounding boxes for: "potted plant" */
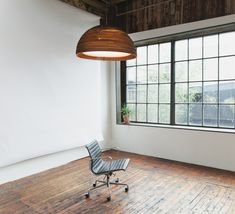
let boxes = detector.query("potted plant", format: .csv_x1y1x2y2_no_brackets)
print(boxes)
121,104,131,124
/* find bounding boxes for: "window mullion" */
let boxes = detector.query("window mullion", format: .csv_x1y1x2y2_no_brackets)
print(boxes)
170,41,175,125
218,33,220,127
146,46,148,123
202,36,204,126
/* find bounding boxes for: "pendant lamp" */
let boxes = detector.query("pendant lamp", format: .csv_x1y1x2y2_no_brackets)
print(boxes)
76,25,136,61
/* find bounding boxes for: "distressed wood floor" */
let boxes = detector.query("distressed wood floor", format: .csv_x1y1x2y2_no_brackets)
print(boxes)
0,151,235,214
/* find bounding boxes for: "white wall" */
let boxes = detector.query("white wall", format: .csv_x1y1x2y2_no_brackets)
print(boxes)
111,15,235,172
0,0,111,183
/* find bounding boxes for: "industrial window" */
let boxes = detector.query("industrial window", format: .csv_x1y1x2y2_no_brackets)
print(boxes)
120,29,235,130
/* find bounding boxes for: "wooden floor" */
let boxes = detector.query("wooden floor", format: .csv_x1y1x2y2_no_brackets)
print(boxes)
0,151,235,214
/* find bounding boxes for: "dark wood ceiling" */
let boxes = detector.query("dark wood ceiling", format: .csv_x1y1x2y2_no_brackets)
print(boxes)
60,0,126,17
60,0,235,34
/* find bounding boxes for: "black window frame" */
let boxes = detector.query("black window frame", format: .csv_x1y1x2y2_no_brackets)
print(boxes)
117,23,235,132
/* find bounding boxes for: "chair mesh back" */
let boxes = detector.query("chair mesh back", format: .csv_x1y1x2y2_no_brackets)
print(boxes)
86,140,130,175
86,140,101,160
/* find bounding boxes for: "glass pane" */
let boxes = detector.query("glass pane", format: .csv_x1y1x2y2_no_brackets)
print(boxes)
137,66,147,83
219,105,234,128
203,35,218,58
175,104,188,125
175,83,188,103
175,62,188,82
126,85,136,102
219,81,235,104
126,58,136,66
148,44,158,64
189,37,202,59
159,43,171,63
219,32,235,56
159,104,170,124
148,65,158,83
189,104,202,126
137,46,147,65
159,63,171,83
203,58,218,81
127,104,136,121
147,104,158,123
203,82,218,103
203,105,218,127
137,104,146,122
148,85,158,103
137,85,147,103
189,60,202,81
126,67,136,84
189,82,202,103
175,39,188,61
159,84,170,103
219,57,235,80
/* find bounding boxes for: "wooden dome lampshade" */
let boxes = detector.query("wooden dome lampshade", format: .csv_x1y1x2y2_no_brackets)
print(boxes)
76,26,136,61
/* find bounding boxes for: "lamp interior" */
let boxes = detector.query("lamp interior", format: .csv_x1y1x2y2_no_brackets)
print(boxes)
82,51,131,58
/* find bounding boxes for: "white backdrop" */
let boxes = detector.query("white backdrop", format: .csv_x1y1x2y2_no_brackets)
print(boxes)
0,0,103,167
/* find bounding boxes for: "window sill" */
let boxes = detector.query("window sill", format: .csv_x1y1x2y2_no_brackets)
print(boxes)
117,122,235,134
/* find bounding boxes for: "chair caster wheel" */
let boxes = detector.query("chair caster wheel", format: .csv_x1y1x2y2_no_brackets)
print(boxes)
115,178,119,183
107,196,111,201
125,187,129,192
85,193,90,198
93,183,96,187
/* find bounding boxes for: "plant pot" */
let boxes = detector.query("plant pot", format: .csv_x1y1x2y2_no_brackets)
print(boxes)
123,115,130,124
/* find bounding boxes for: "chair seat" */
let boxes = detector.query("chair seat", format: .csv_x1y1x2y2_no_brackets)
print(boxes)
92,158,130,175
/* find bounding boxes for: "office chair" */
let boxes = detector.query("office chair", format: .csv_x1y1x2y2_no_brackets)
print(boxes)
85,140,130,201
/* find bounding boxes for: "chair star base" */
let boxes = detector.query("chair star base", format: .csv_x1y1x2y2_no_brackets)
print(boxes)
85,174,129,201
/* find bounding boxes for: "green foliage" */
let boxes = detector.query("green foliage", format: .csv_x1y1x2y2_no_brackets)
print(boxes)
191,93,202,102
121,104,131,116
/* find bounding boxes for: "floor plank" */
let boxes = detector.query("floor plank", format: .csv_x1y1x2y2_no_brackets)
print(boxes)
0,150,234,214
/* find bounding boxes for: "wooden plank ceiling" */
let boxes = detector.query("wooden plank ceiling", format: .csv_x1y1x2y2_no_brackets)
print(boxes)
60,0,116,17
60,0,235,33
